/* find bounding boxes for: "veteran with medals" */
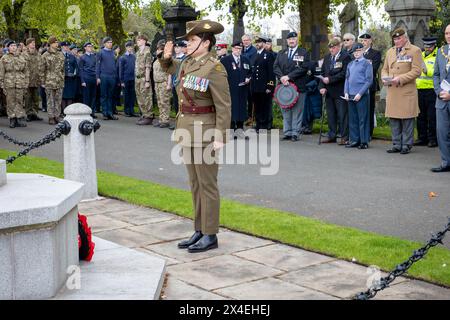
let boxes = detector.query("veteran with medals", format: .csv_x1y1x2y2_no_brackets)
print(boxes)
381,28,423,154
159,20,231,253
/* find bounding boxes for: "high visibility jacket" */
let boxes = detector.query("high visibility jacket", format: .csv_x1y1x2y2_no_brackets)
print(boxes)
416,47,437,90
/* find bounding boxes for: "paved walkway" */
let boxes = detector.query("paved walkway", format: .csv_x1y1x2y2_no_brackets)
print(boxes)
79,197,450,300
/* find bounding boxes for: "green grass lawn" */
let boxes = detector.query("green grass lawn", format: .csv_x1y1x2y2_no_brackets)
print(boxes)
2,149,449,289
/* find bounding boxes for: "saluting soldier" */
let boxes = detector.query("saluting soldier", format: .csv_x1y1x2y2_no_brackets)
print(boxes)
0,40,29,128
135,34,155,125
42,36,65,124
23,38,43,122
159,20,231,253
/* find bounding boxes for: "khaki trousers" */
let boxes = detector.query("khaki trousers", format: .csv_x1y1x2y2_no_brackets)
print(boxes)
135,78,153,118
5,88,26,119
183,146,220,235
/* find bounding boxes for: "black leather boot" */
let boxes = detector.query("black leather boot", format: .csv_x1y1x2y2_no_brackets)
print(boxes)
188,234,218,253
9,118,17,128
16,117,27,127
178,231,203,249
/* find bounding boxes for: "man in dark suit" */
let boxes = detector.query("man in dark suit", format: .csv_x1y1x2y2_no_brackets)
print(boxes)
250,36,275,132
221,41,252,139
273,31,311,141
242,34,257,125
359,33,382,138
318,38,352,144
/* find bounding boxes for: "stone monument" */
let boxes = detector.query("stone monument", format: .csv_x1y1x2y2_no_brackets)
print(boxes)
163,0,199,40
385,0,436,47
339,0,359,37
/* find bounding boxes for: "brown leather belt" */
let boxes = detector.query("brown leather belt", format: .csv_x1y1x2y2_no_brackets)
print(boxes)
181,104,215,114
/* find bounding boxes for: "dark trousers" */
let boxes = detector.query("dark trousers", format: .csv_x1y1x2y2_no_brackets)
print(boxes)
172,86,179,114
123,80,136,115
417,89,437,143
369,90,376,137
83,79,97,114
231,121,244,130
100,76,116,117
348,93,370,144
326,96,348,140
252,92,272,130
113,81,121,113
247,87,253,119
40,86,47,112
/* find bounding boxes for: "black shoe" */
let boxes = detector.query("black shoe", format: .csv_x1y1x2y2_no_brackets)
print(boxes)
26,115,33,122
291,135,299,142
169,124,175,130
358,143,369,149
413,139,428,146
159,122,170,128
9,118,17,128
153,121,161,127
345,142,360,148
16,117,27,127
428,141,438,148
109,115,119,120
400,147,411,154
103,115,110,120
178,231,203,249
386,147,401,153
431,166,450,173
188,234,218,253
91,114,97,119
282,135,292,140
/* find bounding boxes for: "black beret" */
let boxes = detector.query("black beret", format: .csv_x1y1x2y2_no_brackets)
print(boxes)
174,40,187,47
102,36,113,44
125,41,134,47
359,33,372,39
287,32,298,39
353,43,364,50
83,42,93,48
231,41,243,47
6,40,16,48
112,45,119,50
60,41,70,47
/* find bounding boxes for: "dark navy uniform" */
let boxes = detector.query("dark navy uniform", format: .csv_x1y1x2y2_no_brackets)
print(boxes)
62,49,79,102
251,48,275,131
221,53,252,129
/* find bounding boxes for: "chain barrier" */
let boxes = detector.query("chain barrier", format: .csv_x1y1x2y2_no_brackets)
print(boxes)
0,131,34,147
354,217,450,300
4,121,71,164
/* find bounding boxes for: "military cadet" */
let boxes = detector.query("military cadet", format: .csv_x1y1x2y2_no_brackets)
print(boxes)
215,41,228,60
135,34,154,125
112,44,122,114
42,36,65,125
221,41,252,139
170,40,188,130
159,19,231,253
359,33,382,138
152,40,172,128
0,40,29,128
251,35,275,132
96,37,118,120
273,31,311,141
119,41,137,117
70,44,83,103
79,42,97,117
382,28,423,154
23,38,43,122
61,41,79,111
415,37,438,148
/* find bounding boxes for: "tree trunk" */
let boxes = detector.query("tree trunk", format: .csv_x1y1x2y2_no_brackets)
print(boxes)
102,0,126,48
231,0,247,44
299,0,330,59
2,0,27,41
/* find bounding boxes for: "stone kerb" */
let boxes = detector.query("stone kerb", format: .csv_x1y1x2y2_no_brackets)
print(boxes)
0,159,5,187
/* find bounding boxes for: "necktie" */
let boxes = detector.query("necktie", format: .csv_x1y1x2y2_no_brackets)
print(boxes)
236,57,240,68
288,49,293,60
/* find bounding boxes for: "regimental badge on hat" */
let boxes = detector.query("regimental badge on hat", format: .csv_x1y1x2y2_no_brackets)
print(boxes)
287,32,298,39
358,33,372,40
391,28,406,38
177,19,224,39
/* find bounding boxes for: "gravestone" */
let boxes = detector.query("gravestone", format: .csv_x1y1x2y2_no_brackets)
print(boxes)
305,25,328,61
385,0,436,48
339,0,359,37
276,30,290,50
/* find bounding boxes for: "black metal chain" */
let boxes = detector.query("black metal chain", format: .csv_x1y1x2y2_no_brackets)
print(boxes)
0,131,34,147
354,217,450,300
5,121,71,164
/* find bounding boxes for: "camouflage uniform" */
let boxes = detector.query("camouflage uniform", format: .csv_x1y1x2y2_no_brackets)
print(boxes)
0,52,29,119
153,59,171,125
23,48,43,116
135,46,154,118
42,47,65,119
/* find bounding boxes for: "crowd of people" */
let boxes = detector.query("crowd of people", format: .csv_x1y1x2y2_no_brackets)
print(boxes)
1,23,449,173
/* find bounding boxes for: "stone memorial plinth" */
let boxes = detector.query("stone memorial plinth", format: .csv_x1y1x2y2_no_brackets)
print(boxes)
0,173,84,300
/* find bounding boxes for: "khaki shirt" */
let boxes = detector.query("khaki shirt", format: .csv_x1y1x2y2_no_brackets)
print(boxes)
159,52,231,147
135,46,152,79
0,53,29,89
22,48,43,87
42,48,65,89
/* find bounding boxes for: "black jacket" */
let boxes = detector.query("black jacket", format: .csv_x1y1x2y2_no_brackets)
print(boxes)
250,49,276,93
273,46,311,92
318,49,351,99
363,47,382,92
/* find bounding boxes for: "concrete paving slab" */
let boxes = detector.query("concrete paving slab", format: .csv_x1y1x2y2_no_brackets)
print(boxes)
162,278,227,300
89,214,133,233
105,207,176,225
234,243,337,271
374,280,450,300
214,277,339,300
135,248,181,266
128,219,195,241
79,198,138,216
167,255,283,291
146,231,274,263
94,228,162,248
53,237,166,300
